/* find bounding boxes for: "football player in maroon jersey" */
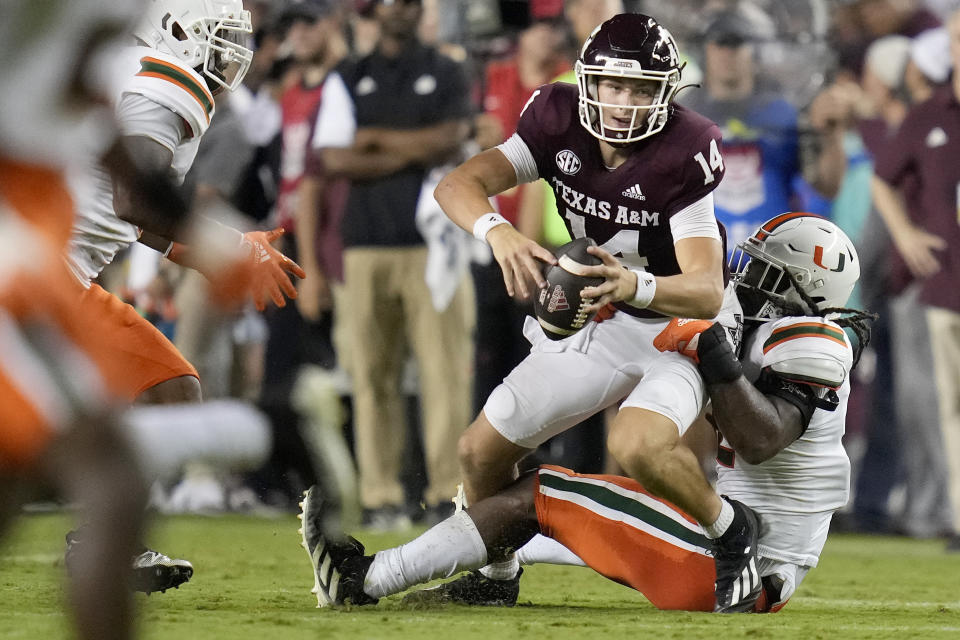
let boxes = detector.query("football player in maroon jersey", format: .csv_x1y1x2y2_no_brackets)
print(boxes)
432,14,760,611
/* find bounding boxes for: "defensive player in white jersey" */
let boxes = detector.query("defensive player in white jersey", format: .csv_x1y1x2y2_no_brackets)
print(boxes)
299,213,875,613
60,0,303,593
66,0,304,407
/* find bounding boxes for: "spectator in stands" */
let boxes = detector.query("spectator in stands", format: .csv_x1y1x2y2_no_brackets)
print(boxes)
471,17,569,418
885,30,956,538
680,3,847,252
231,7,293,225
905,26,951,102
517,0,623,248
871,7,960,550
831,0,941,77
313,0,474,530
805,36,911,535
249,0,348,509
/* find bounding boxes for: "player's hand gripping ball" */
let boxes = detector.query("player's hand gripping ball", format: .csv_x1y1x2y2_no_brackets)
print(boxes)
534,237,605,340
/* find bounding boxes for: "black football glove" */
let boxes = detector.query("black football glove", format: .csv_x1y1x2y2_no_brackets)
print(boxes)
696,323,742,385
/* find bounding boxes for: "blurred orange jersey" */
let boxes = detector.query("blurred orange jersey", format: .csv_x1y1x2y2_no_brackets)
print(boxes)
0,0,144,467
0,158,75,251
0,208,115,468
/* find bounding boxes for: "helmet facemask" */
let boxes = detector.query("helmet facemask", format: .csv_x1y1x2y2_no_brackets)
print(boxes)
730,240,811,322
575,61,680,144
201,16,253,91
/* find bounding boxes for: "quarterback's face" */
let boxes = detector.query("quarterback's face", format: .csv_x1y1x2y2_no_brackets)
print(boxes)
595,77,659,129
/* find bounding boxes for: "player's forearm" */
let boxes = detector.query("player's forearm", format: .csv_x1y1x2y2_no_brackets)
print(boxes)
708,380,788,465
434,172,501,233
435,152,519,234
645,270,724,319
143,217,244,273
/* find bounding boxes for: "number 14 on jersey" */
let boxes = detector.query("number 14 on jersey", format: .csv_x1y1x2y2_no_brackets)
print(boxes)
694,139,724,185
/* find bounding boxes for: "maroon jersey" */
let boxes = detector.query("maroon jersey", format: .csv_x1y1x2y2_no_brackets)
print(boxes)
516,83,726,316
873,84,960,314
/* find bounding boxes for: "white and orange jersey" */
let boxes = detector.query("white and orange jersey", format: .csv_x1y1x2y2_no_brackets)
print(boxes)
717,315,853,569
67,45,217,286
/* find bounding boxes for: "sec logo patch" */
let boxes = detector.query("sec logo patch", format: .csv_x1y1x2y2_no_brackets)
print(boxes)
556,149,581,175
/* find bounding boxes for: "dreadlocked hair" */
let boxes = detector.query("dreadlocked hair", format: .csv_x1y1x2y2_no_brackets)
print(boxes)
789,275,878,370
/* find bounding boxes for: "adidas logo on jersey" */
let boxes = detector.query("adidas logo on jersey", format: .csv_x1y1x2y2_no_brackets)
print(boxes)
622,184,646,200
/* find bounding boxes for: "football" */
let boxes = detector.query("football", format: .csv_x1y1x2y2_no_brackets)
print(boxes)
534,237,605,340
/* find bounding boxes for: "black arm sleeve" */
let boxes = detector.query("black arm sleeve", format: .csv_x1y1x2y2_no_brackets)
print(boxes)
753,370,818,436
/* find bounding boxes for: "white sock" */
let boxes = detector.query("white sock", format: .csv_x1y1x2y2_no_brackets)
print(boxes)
364,510,487,599
124,400,270,480
516,534,586,567
479,555,520,581
704,498,735,539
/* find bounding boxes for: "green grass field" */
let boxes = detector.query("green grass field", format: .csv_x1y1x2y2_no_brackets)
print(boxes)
1,513,958,639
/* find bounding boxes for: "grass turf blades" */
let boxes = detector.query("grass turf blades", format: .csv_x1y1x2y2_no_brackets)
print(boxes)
0,514,958,639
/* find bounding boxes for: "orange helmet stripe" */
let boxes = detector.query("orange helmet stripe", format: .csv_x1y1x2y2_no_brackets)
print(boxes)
754,212,827,241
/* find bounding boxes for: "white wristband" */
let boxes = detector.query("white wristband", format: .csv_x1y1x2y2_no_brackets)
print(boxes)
628,269,657,308
472,213,512,243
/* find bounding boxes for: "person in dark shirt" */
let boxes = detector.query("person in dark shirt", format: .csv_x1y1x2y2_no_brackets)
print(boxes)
312,0,474,531
427,13,760,612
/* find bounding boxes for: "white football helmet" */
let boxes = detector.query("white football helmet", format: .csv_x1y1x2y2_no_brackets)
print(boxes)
133,0,253,92
730,213,860,321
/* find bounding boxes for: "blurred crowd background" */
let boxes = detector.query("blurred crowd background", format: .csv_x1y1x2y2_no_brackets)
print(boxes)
103,0,960,547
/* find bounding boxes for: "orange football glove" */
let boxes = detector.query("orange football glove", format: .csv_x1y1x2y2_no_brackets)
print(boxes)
652,317,713,362
592,302,617,323
240,228,307,311
167,227,306,311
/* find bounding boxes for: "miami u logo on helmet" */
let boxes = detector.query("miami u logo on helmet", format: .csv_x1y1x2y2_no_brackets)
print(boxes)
813,246,846,272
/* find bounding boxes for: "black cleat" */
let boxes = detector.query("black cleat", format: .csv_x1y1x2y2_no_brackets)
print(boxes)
712,497,762,613
299,486,378,607
65,528,193,595
401,568,522,607
129,549,194,594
